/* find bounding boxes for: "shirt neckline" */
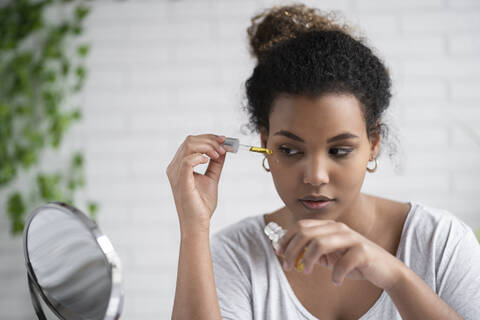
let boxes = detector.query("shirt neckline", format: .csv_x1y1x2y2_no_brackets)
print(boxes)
258,201,418,320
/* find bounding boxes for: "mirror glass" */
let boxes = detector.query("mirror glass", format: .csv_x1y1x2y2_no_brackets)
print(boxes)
23,202,123,320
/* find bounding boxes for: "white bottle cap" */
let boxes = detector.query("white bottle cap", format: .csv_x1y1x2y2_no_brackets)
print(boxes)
223,137,239,153
264,222,287,251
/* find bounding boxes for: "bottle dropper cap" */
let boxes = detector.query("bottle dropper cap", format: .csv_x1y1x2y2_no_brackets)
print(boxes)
223,137,239,153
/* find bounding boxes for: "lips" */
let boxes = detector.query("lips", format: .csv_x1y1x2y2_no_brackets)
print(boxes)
299,195,334,210
300,195,333,201
300,199,332,209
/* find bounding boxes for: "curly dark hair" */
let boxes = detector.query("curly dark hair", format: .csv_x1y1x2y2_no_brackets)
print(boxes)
243,4,396,157
247,3,357,62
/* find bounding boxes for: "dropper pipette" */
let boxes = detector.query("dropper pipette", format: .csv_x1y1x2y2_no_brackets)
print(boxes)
222,137,273,155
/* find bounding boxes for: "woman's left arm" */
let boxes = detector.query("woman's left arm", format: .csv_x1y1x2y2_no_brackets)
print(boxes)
276,219,463,320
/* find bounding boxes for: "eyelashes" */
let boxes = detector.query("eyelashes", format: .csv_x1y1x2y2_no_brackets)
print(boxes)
329,147,354,157
277,146,354,158
277,146,300,156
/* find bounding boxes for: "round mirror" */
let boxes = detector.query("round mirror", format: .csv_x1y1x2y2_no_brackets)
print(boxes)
23,202,123,320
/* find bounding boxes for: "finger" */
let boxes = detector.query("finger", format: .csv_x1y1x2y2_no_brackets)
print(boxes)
167,135,225,184
204,152,226,182
302,230,356,274
216,134,226,144
331,245,365,286
293,219,335,228
200,134,227,156
301,229,342,274
178,153,209,190
282,232,309,271
277,219,334,255
282,223,336,271
302,240,317,274
215,134,237,153
280,221,340,260
184,135,226,160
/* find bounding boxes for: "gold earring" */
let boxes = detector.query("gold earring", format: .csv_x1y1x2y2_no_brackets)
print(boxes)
262,157,271,172
366,158,378,173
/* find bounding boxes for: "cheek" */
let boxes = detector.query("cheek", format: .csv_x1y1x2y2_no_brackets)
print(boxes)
267,154,287,173
269,157,299,200
332,156,368,191
270,155,281,167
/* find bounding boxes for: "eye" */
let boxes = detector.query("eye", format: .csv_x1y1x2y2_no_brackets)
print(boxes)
329,147,353,157
278,146,302,156
277,146,354,158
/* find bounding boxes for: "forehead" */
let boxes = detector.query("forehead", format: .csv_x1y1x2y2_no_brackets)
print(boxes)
269,93,366,138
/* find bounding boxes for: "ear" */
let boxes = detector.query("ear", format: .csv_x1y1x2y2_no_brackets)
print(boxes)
369,130,381,160
260,129,269,149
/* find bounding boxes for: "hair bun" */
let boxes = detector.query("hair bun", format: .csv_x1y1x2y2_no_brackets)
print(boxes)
247,3,358,61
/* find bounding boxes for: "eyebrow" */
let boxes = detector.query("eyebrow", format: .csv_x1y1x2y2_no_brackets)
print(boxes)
273,130,359,143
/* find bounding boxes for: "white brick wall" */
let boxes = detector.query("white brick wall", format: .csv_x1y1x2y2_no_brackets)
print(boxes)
1,0,479,319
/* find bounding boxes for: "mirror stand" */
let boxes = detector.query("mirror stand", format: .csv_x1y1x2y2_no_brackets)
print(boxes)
27,274,47,320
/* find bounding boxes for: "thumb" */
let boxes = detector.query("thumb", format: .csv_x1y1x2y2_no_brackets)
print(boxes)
205,153,226,182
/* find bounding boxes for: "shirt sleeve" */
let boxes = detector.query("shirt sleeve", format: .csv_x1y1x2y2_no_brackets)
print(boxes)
436,224,480,320
211,236,253,320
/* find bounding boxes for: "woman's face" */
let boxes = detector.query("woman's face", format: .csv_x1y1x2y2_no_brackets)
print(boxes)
261,93,380,221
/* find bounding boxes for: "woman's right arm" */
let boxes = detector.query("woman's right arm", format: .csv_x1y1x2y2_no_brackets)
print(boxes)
172,224,221,319
166,134,228,320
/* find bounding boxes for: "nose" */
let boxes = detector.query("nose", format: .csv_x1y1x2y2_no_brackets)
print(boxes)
302,156,330,186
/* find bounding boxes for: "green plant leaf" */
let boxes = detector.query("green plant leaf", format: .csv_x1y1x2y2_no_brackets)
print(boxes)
37,172,63,201
72,152,83,168
76,44,90,57
0,163,16,186
87,200,99,222
71,108,82,120
1,0,95,235
74,5,90,22
7,192,26,234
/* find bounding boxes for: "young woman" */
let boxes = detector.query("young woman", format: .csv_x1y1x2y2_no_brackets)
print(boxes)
167,4,480,320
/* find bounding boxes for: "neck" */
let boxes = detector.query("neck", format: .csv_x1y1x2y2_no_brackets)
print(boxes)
336,193,378,241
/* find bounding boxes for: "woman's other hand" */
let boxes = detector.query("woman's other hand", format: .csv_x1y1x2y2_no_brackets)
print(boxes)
276,219,405,290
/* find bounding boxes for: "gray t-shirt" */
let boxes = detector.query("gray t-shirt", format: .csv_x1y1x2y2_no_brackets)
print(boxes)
211,201,480,319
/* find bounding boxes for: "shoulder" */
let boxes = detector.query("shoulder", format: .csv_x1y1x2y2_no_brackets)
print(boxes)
212,214,264,244
405,202,474,252
211,214,267,261
410,202,472,237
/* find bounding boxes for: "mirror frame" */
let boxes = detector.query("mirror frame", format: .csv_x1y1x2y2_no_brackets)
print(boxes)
23,201,123,320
